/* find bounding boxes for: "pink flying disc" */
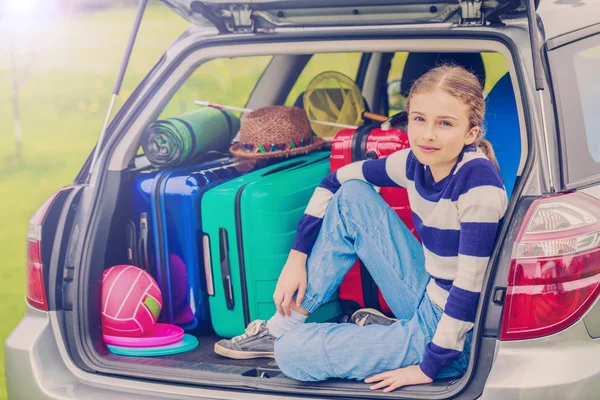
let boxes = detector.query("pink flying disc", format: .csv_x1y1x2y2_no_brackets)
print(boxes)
103,323,184,347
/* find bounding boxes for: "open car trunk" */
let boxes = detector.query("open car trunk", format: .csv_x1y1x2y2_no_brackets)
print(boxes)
65,23,532,398
95,151,496,398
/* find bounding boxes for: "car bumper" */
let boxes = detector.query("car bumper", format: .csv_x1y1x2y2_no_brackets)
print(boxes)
482,319,600,400
7,305,600,400
5,305,160,400
4,305,286,400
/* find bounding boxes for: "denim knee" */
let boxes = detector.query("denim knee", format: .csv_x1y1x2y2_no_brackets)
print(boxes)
274,324,329,382
335,180,378,210
274,331,312,381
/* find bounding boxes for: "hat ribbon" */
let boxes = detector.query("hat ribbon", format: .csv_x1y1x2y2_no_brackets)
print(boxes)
240,137,313,154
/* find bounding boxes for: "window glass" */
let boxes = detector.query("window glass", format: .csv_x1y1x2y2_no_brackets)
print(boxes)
284,53,362,106
138,56,272,156
160,56,273,119
387,52,409,113
549,34,600,184
481,52,509,94
573,44,600,162
386,52,509,116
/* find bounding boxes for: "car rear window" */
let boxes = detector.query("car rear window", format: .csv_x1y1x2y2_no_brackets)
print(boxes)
573,45,600,162
284,52,362,106
549,33,600,186
159,56,274,119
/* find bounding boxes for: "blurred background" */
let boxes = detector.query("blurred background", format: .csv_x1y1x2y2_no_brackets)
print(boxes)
0,1,188,397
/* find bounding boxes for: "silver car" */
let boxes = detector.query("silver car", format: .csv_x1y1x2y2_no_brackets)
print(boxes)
6,0,600,399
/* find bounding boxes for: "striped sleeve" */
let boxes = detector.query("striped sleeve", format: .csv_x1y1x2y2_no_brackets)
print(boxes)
419,162,508,379
291,149,411,255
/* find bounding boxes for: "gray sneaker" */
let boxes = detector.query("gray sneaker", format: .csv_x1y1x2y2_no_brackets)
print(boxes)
214,320,276,359
351,308,398,327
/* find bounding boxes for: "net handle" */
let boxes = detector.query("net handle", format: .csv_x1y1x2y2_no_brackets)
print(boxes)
363,111,388,122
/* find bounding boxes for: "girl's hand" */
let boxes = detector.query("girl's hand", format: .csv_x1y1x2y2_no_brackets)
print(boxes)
365,365,433,392
273,250,308,316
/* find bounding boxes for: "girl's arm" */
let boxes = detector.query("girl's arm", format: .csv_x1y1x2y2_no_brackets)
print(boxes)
419,162,508,379
291,148,411,255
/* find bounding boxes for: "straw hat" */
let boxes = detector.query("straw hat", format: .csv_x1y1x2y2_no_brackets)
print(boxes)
229,106,326,159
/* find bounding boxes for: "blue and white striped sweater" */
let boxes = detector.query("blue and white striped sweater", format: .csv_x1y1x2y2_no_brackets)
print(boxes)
291,144,508,379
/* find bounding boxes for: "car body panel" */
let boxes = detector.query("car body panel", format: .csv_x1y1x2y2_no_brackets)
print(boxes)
5,305,310,400
537,0,600,41
482,316,600,399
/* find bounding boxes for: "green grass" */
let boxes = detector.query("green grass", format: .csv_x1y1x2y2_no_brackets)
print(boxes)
0,5,190,399
0,5,509,398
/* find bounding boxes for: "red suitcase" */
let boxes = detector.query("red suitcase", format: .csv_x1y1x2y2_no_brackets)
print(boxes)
330,116,420,316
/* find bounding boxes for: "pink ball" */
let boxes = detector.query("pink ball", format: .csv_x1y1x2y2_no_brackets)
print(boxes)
101,265,162,337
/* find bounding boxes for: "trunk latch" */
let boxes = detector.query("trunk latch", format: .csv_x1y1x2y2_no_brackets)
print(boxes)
459,0,484,25
493,287,507,305
222,4,254,33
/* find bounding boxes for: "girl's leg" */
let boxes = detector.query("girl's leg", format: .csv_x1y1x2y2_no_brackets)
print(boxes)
275,303,471,382
217,180,464,377
299,180,430,320
274,181,465,381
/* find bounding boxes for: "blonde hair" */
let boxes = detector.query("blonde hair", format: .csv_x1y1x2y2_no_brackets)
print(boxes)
405,65,499,172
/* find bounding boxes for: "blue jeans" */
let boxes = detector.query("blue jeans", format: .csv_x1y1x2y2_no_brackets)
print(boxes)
274,181,472,382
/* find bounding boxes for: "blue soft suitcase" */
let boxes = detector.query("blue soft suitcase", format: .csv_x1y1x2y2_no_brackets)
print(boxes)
128,156,250,331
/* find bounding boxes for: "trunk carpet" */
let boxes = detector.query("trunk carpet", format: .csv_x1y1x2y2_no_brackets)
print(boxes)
104,331,458,394
161,332,277,369
107,332,278,371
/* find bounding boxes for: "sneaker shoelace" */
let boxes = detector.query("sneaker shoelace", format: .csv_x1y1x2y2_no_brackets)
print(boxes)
231,320,265,343
355,314,370,326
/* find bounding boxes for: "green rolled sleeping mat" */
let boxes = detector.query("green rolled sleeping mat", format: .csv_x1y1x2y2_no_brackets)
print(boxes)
142,107,240,168
201,151,342,338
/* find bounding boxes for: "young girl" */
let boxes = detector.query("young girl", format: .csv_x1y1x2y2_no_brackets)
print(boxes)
215,65,508,392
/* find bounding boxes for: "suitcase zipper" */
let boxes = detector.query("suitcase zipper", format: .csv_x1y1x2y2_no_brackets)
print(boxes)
234,184,252,326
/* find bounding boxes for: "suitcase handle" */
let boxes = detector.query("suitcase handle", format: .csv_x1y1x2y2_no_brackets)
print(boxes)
260,160,307,177
202,234,215,296
352,123,378,162
139,213,150,272
219,228,235,310
126,220,139,266
389,111,408,128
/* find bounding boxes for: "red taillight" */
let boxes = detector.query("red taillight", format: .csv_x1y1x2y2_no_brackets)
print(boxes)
501,192,600,340
26,238,48,311
25,189,69,311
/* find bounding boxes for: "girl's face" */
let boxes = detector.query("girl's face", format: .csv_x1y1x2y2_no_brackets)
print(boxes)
407,89,479,181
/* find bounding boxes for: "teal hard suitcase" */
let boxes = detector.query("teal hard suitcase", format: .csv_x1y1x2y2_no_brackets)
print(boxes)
201,151,342,338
